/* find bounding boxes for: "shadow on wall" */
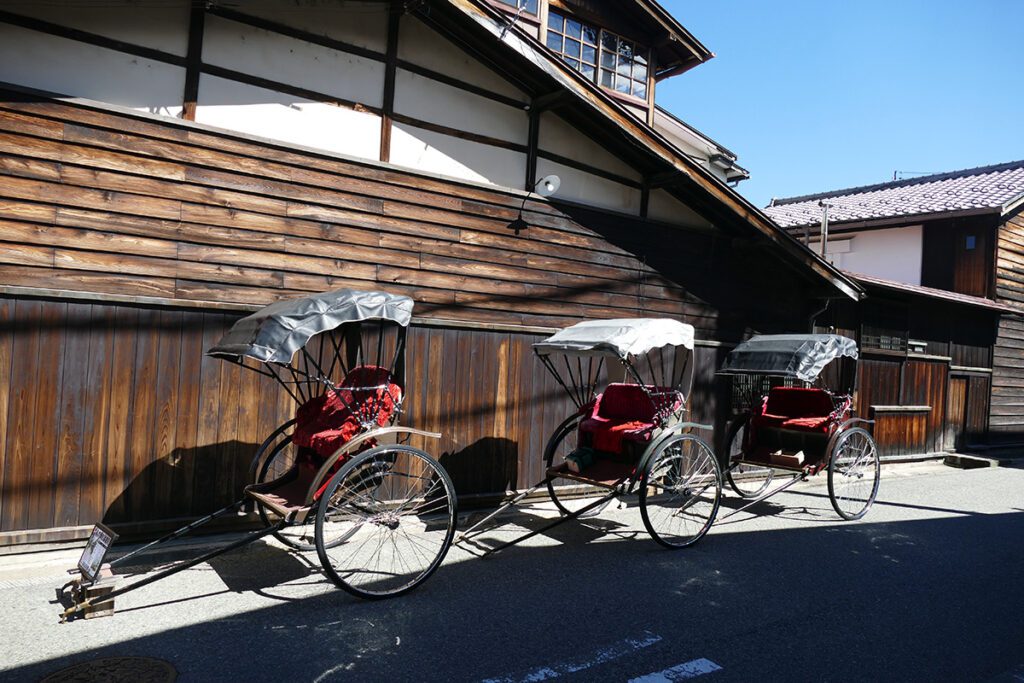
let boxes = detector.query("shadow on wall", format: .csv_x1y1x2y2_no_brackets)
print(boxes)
438,437,518,498
101,440,259,535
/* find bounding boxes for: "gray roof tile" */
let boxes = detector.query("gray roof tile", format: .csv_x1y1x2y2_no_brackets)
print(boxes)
764,160,1024,228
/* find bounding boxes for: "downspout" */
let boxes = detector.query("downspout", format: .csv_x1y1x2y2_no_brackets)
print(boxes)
818,200,832,259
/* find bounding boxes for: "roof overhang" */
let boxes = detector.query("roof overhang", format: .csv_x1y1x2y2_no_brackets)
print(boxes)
850,272,1017,313
428,0,864,302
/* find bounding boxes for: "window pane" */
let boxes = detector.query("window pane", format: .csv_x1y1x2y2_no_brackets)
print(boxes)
582,64,596,80
633,82,647,100
566,18,582,38
617,59,632,77
565,38,581,58
547,11,564,31
582,26,598,45
582,45,597,65
602,32,617,52
614,75,630,93
546,33,563,51
600,69,614,88
563,57,580,70
526,0,538,12
632,60,647,80
601,49,616,68
618,40,633,59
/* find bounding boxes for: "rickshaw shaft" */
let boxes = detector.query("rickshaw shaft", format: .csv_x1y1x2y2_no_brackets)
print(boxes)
482,488,619,556
719,472,805,521
108,499,246,569
64,520,286,621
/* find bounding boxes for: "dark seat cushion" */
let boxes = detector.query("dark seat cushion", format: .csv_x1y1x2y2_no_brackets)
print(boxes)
578,383,673,454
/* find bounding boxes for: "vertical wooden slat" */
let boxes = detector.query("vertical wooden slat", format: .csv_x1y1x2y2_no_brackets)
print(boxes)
171,310,203,517
54,302,91,526
191,313,225,514
79,304,115,524
29,301,65,530
0,299,14,531
103,305,139,523
126,307,160,521
151,309,183,518
181,5,206,121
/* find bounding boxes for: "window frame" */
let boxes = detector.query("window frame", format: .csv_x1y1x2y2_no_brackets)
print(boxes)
544,8,652,104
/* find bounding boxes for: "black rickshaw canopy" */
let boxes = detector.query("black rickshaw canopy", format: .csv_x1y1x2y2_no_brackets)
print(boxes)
718,334,858,383
207,288,414,365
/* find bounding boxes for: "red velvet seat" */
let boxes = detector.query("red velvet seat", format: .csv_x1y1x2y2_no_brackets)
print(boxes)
751,387,836,434
579,383,679,455
292,365,402,460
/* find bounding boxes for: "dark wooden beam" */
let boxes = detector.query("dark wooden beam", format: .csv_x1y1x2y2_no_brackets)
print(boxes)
181,5,205,121
640,182,650,219
531,90,569,111
380,3,402,163
525,105,540,190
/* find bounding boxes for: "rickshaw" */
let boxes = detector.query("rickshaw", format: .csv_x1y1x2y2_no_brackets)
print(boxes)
459,318,722,552
716,334,880,521
59,288,457,620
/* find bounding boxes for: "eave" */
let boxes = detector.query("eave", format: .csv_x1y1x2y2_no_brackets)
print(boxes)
429,0,863,301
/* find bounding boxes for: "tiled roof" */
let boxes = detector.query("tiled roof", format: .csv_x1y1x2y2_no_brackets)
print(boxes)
764,160,1024,229
848,272,1018,313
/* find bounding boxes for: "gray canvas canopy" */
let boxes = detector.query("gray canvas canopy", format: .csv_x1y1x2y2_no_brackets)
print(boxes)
718,334,858,383
533,318,695,360
207,288,414,364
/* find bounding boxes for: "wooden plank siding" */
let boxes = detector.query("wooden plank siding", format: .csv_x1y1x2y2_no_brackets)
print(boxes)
0,296,727,537
0,92,809,540
991,210,1024,441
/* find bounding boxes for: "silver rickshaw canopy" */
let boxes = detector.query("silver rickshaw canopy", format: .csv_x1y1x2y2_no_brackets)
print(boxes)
718,334,858,383
533,318,695,360
207,288,414,365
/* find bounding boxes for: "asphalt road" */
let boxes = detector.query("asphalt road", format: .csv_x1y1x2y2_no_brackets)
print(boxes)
1,461,1022,682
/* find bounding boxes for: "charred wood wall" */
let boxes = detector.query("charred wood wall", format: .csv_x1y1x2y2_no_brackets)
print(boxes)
0,91,778,540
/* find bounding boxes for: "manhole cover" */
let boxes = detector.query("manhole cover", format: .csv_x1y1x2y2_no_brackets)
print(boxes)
41,656,177,682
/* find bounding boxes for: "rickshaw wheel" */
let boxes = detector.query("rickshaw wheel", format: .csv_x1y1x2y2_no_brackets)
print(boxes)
639,434,721,549
543,415,612,517
827,427,880,521
722,416,774,498
315,444,457,600
254,433,318,551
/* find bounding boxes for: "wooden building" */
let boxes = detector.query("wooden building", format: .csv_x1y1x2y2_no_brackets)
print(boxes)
766,161,1024,452
0,0,867,545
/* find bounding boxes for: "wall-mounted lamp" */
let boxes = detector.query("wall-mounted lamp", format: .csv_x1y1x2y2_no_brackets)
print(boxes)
509,174,560,235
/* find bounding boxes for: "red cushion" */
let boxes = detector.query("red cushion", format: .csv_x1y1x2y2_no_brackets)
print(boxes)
595,383,658,422
292,365,402,461
780,416,832,433
580,417,655,453
763,387,834,418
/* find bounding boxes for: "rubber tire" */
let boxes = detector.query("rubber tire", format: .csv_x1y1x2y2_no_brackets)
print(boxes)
543,415,612,517
827,427,881,521
315,444,456,600
639,433,721,549
722,415,774,499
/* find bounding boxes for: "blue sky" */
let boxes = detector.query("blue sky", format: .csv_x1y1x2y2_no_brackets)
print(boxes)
656,0,1024,208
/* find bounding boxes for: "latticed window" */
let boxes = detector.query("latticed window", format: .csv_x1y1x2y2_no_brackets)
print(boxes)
599,32,648,99
546,10,649,100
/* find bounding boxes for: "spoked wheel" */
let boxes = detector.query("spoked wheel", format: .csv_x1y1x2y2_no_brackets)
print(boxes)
828,427,880,521
543,415,613,517
722,416,774,498
315,444,456,600
639,434,721,549
253,425,319,551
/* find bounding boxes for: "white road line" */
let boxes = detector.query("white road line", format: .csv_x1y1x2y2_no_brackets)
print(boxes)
629,657,723,682
481,632,663,683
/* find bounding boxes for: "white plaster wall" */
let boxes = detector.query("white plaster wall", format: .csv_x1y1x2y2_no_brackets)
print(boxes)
647,190,712,229
538,112,641,180
241,0,389,53
813,226,924,285
195,75,381,162
536,159,642,214
0,1,190,56
390,122,526,188
203,15,384,108
397,17,525,100
0,24,185,116
394,69,527,144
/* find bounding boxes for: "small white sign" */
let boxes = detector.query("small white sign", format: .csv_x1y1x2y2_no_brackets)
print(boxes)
78,523,117,582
